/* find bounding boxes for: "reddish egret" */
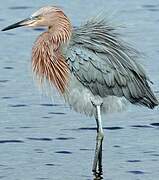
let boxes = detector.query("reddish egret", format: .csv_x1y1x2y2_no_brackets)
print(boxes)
2,6,158,177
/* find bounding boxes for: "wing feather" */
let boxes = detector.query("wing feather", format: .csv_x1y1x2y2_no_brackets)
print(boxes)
64,19,158,108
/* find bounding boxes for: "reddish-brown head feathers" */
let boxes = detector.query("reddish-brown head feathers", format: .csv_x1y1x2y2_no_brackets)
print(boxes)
32,7,72,94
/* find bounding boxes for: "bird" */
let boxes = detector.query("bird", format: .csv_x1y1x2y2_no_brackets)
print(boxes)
2,6,158,178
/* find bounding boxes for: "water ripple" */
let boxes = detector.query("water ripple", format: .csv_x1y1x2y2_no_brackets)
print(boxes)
142,4,159,12
9,104,28,107
80,148,93,151
127,170,145,175
0,80,9,83
131,125,153,128
104,126,124,130
0,140,24,144
0,164,6,167
143,150,156,154
142,5,158,8
3,33,15,36
9,6,33,10
34,149,44,153
45,163,55,166
3,66,14,69
19,126,33,129
55,150,72,154
150,123,159,127
0,176,6,179
113,145,120,148
5,127,15,129
48,112,66,115
151,154,159,157
40,103,62,107
127,160,141,163
55,137,75,140
27,137,53,141
77,126,123,131
42,116,51,119
2,96,13,99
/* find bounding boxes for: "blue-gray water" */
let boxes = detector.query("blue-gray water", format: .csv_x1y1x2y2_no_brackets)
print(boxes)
0,0,159,180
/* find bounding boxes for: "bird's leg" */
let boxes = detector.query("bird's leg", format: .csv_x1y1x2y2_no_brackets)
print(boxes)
98,135,103,174
92,105,104,177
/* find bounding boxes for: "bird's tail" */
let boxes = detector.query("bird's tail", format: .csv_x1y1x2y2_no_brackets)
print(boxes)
136,83,159,109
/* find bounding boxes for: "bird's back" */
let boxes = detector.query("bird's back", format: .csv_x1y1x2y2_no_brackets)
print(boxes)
64,18,158,112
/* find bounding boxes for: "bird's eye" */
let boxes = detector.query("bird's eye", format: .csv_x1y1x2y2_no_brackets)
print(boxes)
35,16,42,20
31,15,41,20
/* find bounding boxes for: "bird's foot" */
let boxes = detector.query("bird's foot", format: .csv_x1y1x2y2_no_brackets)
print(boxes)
93,170,103,180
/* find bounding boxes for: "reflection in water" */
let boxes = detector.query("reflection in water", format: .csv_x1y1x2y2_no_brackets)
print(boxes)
93,174,103,180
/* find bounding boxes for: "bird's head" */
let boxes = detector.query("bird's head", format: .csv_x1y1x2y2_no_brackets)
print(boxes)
2,6,68,31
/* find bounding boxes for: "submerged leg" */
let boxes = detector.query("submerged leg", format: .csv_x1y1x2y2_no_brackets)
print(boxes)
92,105,104,177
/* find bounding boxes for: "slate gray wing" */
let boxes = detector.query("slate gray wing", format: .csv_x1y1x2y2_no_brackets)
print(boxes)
65,19,158,108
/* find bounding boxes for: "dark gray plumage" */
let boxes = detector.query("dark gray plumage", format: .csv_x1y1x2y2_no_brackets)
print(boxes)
66,19,158,109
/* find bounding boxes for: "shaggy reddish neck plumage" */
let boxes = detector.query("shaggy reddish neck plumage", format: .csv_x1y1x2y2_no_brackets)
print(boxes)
32,9,72,94
48,10,72,46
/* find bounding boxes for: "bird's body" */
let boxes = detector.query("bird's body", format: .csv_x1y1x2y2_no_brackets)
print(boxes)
2,6,158,178
31,9,158,116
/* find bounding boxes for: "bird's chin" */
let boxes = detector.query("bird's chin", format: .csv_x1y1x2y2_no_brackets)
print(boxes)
26,22,38,27
28,23,46,29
